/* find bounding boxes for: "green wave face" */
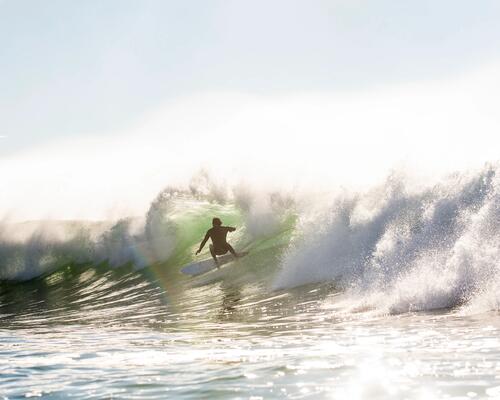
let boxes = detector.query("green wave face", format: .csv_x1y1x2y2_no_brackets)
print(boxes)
152,197,298,283
164,200,247,266
0,190,298,285
0,194,299,334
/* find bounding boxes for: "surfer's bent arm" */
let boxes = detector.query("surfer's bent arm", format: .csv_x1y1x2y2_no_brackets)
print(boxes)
196,232,210,254
226,226,236,232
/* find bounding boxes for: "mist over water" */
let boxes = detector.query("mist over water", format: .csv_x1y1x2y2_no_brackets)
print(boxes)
2,61,500,222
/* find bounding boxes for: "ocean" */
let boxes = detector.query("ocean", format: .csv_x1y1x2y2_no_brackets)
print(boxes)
1,164,499,399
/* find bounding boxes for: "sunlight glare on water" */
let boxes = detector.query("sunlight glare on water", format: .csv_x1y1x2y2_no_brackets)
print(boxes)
2,271,500,399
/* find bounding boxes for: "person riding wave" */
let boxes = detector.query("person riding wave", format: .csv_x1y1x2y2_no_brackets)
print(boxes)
196,217,241,267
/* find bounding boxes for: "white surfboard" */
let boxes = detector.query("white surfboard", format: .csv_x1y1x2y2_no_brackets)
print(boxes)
181,251,248,276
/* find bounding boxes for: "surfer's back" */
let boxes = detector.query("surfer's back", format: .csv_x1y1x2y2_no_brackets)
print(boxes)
207,226,235,247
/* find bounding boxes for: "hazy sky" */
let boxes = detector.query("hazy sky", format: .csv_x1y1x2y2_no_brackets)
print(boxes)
2,0,500,155
2,1,500,220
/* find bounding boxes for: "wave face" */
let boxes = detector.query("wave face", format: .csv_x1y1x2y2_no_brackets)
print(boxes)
0,170,296,282
1,165,499,315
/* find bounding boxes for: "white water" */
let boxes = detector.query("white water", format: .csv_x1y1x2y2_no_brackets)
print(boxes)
275,164,500,315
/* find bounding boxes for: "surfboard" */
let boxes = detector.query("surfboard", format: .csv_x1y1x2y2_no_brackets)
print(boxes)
181,251,249,276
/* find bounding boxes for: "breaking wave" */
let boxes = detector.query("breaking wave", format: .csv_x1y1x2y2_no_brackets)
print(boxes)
0,172,295,281
274,163,500,315
1,165,500,315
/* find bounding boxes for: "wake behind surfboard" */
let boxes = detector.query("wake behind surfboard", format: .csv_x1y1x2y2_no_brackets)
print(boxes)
181,251,249,276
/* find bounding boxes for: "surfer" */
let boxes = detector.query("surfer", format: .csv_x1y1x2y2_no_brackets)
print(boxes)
196,218,241,267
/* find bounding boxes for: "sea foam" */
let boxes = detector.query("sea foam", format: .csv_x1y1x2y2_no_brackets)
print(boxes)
274,164,499,314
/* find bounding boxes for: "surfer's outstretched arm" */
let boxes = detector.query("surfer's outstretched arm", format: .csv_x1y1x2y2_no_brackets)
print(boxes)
196,232,210,255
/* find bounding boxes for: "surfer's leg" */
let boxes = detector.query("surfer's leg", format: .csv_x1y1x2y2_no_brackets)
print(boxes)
226,244,240,258
209,244,219,267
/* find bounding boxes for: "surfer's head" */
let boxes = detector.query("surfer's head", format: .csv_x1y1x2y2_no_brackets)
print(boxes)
212,217,222,226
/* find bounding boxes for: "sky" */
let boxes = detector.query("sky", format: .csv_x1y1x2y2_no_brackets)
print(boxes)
1,1,500,220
